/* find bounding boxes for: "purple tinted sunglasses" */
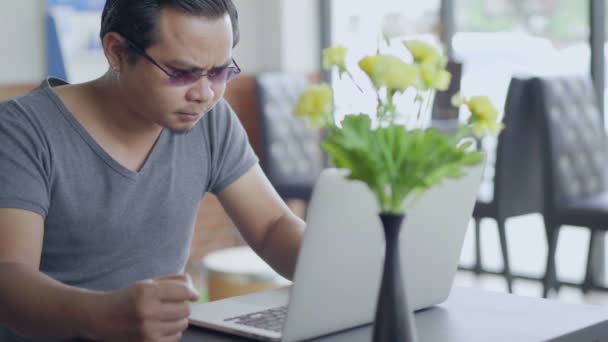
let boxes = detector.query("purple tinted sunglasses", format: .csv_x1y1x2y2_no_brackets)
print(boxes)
125,39,241,86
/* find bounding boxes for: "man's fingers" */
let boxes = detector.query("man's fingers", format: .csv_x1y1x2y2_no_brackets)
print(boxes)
154,280,199,302
159,318,190,337
155,274,197,293
152,301,192,321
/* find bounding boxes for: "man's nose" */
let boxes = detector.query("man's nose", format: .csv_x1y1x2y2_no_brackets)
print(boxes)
187,77,214,103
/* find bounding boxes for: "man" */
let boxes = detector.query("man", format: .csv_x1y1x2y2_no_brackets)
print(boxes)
0,1,305,341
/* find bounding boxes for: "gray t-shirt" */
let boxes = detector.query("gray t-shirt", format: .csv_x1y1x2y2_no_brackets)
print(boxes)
0,78,258,341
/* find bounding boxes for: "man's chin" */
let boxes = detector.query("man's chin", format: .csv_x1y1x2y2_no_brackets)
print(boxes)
165,119,200,135
169,127,194,135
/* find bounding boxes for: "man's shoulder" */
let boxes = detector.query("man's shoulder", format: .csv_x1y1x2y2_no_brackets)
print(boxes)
0,79,58,122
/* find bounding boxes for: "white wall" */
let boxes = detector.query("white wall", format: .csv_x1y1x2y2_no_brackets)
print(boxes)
232,0,283,72
0,0,320,85
232,0,321,73
0,1,46,84
280,1,321,72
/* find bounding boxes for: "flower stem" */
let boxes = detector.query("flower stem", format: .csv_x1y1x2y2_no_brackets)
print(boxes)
346,70,364,93
387,91,396,123
415,91,423,128
416,91,428,128
422,90,435,128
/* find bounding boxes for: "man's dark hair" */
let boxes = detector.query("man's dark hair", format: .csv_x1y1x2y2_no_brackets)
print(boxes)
100,0,239,61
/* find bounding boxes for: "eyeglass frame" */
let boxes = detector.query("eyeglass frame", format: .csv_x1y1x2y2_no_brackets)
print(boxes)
122,38,241,85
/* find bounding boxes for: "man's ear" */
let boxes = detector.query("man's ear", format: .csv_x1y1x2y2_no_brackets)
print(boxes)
102,32,128,72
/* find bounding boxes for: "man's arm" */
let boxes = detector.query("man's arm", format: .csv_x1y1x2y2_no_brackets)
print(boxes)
0,208,198,341
0,208,96,340
217,164,306,280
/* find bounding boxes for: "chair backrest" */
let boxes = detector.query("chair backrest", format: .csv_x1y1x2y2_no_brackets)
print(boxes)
255,73,323,197
481,77,545,217
532,76,608,209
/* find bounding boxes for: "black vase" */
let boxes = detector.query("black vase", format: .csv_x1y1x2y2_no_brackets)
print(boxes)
372,213,418,342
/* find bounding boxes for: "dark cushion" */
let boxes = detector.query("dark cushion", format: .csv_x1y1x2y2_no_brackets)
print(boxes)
558,192,608,227
539,76,608,202
255,73,323,200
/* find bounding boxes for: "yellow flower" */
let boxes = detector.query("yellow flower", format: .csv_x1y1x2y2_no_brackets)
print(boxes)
358,54,420,92
467,96,498,121
403,41,450,91
434,70,451,91
323,45,348,75
294,84,333,127
403,40,440,64
472,120,505,136
419,60,451,91
466,96,504,136
450,92,467,106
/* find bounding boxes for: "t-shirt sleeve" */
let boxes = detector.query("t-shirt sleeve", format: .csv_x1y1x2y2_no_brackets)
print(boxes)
206,99,259,194
0,99,51,217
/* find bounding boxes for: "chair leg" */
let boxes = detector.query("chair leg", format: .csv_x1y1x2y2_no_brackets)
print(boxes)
473,217,483,274
583,229,598,294
543,222,560,298
497,219,513,293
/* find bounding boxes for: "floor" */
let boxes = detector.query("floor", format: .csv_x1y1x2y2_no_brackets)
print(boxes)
455,213,608,305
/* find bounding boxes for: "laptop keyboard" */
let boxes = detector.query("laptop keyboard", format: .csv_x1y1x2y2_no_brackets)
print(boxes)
224,305,287,332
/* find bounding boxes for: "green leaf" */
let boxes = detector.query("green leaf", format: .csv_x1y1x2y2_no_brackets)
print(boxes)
322,116,485,213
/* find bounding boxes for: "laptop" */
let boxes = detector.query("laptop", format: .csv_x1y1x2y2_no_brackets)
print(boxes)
189,163,484,341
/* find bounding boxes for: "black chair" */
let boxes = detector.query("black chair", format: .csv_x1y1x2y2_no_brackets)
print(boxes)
531,75,608,297
471,77,545,293
255,73,323,201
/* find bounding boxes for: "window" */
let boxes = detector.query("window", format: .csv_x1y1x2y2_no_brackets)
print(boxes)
328,0,441,124
454,0,589,114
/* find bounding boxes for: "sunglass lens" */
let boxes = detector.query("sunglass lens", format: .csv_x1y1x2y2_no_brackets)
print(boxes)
169,70,201,86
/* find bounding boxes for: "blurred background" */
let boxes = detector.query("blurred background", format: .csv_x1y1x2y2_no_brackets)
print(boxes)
1,0,607,305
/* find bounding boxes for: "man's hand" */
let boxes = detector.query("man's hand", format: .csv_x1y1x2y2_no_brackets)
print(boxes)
90,274,199,342
0,208,199,341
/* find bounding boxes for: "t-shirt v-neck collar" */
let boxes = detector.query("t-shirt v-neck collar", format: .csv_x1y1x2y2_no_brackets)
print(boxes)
42,77,166,180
